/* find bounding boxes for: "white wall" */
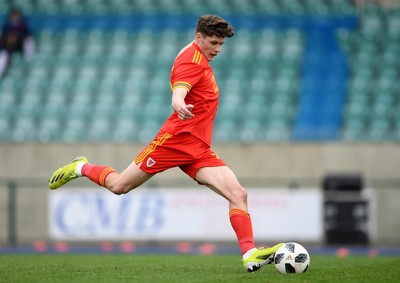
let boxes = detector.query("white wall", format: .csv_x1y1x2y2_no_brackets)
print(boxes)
0,143,399,245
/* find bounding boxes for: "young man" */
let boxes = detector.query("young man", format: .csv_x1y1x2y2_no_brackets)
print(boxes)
0,8,35,78
49,15,283,272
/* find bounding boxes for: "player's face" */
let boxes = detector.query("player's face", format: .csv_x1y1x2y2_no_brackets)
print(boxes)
195,33,225,62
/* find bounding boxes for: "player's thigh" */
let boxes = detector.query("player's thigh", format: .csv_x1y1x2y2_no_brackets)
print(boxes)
107,161,154,193
195,166,247,203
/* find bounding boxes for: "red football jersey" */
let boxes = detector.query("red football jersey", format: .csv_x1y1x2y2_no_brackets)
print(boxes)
160,42,219,146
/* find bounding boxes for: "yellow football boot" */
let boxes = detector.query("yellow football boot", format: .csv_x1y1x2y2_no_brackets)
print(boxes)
243,243,284,272
48,156,88,190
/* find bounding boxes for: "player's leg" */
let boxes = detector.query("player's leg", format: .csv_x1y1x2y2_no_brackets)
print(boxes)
103,161,153,194
197,166,248,209
48,156,154,194
195,166,283,272
0,50,9,78
195,166,254,251
48,131,174,192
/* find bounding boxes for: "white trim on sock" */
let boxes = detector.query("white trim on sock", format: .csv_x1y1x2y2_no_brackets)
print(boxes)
242,247,257,260
76,162,86,177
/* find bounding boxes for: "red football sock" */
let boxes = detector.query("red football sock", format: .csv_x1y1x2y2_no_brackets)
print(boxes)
81,164,116,187
229,208,256,255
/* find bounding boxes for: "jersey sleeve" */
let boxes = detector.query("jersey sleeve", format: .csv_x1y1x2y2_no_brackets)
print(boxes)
171,54,205,93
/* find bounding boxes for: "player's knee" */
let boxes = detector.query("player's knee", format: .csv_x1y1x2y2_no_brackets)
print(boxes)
107,183,133,195
232,186,248,203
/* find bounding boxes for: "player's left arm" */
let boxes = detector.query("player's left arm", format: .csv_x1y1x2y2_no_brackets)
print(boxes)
172,87,194,120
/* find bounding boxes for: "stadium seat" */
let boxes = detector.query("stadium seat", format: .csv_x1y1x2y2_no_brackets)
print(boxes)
214,120,241,142
0,117,11,141
367,118,391,141
0,2,10,13
5,2,399,144
87,118,113,141
62,116,88,142
0,89,17,111
37,116,63,141
17,89,44,119
113,117,139,142
12,117,37,142
265,119,291,141
338,5,400,143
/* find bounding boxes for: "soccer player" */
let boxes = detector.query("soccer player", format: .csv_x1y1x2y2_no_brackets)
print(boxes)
49,14,283,272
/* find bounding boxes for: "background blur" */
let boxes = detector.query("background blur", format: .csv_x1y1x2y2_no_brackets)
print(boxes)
0,0,399,251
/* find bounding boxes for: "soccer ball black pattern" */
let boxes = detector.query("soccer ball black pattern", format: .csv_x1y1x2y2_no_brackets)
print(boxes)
274,242,310,273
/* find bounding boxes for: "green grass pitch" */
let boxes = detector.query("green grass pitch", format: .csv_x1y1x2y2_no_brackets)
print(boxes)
0,254,399,283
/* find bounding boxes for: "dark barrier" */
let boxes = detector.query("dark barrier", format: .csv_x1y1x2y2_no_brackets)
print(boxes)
323,174,369,245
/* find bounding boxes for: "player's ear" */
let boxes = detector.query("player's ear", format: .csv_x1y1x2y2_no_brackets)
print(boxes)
194,32,203,42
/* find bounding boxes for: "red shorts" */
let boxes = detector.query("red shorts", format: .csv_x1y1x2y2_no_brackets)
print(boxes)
134,131,226,180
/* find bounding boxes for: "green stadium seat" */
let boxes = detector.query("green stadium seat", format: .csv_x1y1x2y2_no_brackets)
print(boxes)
344,99,368,120
59,38,81,55
269,100,293,122
75,68,99,85
12,117,37,142
240,119,264,142
51,65,75,81
393,122,400,141
66,100,91,123
18,88,44,116
0,89,17,109
366,118,391,142
37,117,63,141
0,117,11,141
137,120,162,142
341,118,366,141
0,75,20,91
108,43,131,63
214,120,240,142
62,118,88,142
41,103,66,123
369,104,392,122
87,118,113,141
243,101,267,123
44,91,67,106
0,1,10,13
380,50,399,72
113,117,139,142
108,0,134,13
256,0,281,14
0,100,15,122
37,39,59,57
27,63,52,82
305,0,330,15
215,100,240,124
330,0,355,14
34,0,60,13
84,0,109,14
265,119,291,141
347,76,371,96
102,65,126,82
6,0,361,15
387,14,400,40
340,6,400,142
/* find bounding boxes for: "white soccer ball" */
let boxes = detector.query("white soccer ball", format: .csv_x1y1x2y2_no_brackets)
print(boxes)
274,242,310,273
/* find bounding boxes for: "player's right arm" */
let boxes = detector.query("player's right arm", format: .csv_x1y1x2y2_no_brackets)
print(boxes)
172,87,195,121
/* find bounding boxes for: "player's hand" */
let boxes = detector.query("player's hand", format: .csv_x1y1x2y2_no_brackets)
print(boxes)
177,104,194,120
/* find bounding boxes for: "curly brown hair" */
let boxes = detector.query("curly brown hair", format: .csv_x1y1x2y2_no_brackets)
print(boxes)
195,15,235,38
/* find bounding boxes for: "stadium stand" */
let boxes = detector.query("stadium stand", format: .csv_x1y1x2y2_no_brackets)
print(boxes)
0,0,398,143
340,4,400,141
